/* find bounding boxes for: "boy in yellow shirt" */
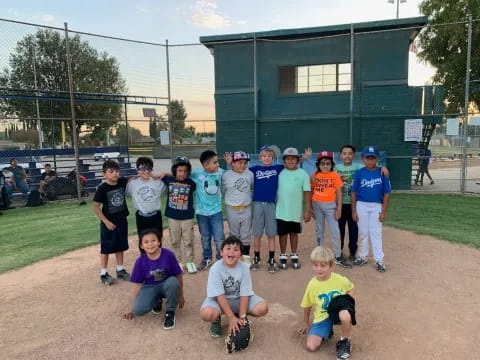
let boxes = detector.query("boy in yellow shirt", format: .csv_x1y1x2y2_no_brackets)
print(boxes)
300,246,355,359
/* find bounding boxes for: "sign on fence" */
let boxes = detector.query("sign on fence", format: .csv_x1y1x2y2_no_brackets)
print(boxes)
446,118,459,136
160,130,170,145
404,119,423,142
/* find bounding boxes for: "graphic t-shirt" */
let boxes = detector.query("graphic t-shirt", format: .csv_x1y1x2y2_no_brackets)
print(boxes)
130,248,182,285
276,168,311,223
126,177,165,214
222,169,254,206
334,163,362,204
206,260,254,300
191,168,225,216
311,171,343,203
250,164,284,203
351,167,392,203
162,176,196,220
301,273,354,324
93,177,129,223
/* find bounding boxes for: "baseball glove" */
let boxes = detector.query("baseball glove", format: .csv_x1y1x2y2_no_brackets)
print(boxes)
224,319,253,354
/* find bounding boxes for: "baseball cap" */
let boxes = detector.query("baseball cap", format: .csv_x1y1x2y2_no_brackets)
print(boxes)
258,144,281,157
317,151,333,159
232,151,250,161
282,147,300,158
361,145,380,157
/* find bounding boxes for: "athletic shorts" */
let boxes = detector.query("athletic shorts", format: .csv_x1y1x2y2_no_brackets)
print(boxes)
308,318,333,339
276,219,301,235
135,211,163,235
252,201,277,237
100,218,129,254
200,294,264,314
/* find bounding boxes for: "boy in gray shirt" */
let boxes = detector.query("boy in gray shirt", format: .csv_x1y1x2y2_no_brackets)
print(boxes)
222,151,254,265
200,236,268,338
126,157,166,234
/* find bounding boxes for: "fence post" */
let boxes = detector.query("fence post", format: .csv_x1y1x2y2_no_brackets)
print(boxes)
461,15,472,194
166,39,173,162
349,24,354,144
64,22,84,204
253,34,258,152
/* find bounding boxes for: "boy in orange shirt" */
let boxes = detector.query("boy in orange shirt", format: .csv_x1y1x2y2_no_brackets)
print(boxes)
309,151,352,269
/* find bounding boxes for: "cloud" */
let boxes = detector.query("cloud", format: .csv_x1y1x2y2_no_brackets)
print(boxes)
135,6,148,14
41,14,55,23
189,1,230,29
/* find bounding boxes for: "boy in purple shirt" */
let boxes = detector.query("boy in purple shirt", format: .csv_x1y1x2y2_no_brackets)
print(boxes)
351,146,392,272
124,229,185,330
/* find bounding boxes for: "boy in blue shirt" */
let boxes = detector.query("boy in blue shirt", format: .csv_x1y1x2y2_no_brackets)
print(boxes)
190,150,225,271
351,146,391,272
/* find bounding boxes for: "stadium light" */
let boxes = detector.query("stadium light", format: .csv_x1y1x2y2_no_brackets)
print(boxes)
388,0,407,19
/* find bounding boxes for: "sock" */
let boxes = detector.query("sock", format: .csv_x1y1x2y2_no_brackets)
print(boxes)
116,265,124,272
100,268,107,276
243,245,250,256
254,251,260,259
268,251,274,261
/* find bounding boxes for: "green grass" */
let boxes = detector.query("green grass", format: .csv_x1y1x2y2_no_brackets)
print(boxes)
0,193,478,274
386,193,479,248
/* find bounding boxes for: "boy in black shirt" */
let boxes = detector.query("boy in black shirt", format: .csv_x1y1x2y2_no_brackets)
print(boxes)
93,160,130,285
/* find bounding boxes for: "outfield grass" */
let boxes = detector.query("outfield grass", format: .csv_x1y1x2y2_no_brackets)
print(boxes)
0,193,478,274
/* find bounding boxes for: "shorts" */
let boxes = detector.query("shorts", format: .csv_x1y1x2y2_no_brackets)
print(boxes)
200,294,264,314
100,218,129,254
308,318,333,339
252,201,277,237
276,219,301,235
135,210,163,234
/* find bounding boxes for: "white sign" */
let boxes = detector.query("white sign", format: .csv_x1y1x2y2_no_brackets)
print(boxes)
404,119,423,142
446,118,459,136
470,117,480,126
160,130,170,145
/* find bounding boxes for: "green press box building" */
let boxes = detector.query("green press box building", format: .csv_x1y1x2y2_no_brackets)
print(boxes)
200,17,443,189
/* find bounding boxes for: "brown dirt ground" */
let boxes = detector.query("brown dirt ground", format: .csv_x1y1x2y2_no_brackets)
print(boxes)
1,222,479,360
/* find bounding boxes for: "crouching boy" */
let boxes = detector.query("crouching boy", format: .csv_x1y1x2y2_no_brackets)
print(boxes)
200,236,268,338
300,246,355,360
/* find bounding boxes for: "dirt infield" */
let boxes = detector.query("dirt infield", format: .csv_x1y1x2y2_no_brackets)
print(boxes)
1,222,479,360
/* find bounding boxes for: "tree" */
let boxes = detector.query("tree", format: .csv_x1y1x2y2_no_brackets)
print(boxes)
116,123,142,145
149,114,166,139
417,0,480,114
0,29,127,146
167,100,187,141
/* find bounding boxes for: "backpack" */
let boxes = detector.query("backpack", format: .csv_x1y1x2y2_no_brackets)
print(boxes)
26,190,45,207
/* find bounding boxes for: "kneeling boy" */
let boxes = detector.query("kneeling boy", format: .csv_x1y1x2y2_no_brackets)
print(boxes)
200,236,268,338
301,246,355,360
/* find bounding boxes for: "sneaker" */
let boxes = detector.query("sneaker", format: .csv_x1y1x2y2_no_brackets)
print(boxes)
210,316,221,337
430,180,435,185
186,262,197,274
279,254,288,270
197,259,213,271
163,311,176,330
335,257,353,269
336,338,351,360
152,299,163,314
250,256,260,271
353,256,368,267
290,253,301,269
116,269,130,280
267,259,277,274
376,261,387,272
100,272,114,285
242,255,252,266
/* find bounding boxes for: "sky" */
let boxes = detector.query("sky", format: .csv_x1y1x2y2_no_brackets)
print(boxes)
0,0,433,133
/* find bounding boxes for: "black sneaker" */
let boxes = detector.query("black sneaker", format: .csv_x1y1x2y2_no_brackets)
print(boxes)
279,254,288,270
116,269,130,280
163,311,175,330
290,253,301,269
267,259,277,274
250,256,260,271
152,299,163,314
100,272,114,285
335,257,353,269
210,316,221,337
348,255,356,262
336,338,351,360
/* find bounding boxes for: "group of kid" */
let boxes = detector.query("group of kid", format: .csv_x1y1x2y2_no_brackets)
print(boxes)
92,143,391,359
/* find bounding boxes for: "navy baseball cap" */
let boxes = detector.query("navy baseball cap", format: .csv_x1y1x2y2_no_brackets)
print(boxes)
361,145,380,157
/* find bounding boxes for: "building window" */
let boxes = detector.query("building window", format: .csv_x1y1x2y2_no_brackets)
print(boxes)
278,63,351,94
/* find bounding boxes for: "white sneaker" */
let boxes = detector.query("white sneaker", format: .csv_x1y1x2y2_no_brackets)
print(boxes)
242,255,252,266
186,262,197,274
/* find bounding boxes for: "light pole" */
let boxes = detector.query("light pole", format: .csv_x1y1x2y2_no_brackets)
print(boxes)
388,0,407,19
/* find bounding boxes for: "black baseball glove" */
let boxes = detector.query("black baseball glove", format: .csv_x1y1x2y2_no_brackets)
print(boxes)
224,319,253,354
